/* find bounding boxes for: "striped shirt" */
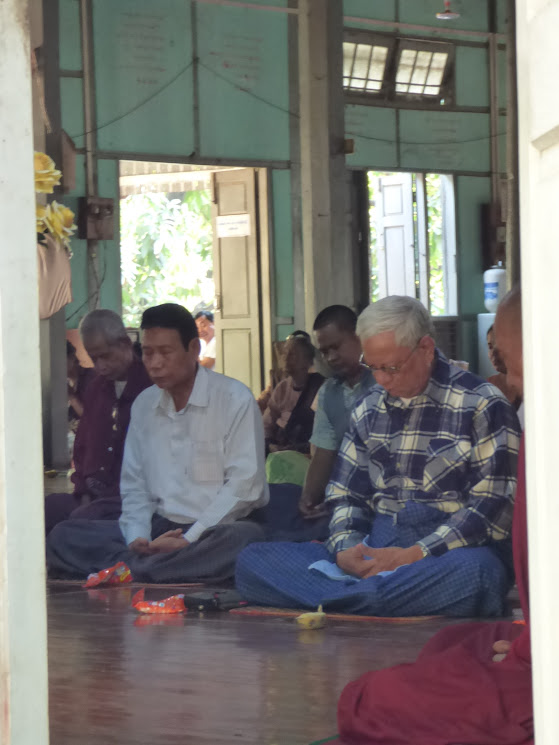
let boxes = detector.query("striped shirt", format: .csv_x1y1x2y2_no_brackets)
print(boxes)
325,351,521,556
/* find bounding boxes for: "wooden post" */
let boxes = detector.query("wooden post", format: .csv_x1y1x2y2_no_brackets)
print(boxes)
0,0,50,742
298,0,351,326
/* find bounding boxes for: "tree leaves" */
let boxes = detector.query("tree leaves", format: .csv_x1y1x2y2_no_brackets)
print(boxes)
121,190,214,326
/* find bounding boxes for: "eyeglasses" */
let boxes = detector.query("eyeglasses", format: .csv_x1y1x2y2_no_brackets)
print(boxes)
365,342,421,377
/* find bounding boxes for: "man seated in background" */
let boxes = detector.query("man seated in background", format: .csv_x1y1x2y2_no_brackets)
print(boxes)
237,296,521,617
45,310,152,535
334,287,532,745
47,303,268,584
195,310,216,370
263,305,373,542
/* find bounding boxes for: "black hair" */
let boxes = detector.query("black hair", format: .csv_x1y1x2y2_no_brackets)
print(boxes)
141,303,199,351
66,340,77,357
313,305,357,335
287,330,315,363
194,310,214,323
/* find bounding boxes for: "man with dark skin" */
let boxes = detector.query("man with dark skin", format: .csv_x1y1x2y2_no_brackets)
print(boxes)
299,306,373,518
263,306,373,542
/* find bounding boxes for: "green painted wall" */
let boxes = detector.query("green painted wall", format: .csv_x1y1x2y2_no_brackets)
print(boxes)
57,0,510,364
342,0,509,366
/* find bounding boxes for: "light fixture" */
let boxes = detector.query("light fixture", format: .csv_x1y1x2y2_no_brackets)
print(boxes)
436,1,460,20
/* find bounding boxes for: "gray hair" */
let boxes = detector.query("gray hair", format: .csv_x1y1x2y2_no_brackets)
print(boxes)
356,296,435,347
79,309,129,345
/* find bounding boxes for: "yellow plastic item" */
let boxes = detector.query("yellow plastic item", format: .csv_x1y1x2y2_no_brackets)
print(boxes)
296,605,327,630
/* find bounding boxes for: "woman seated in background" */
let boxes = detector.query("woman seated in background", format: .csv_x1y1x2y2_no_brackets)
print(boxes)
487,325,522,408
263,331,324,455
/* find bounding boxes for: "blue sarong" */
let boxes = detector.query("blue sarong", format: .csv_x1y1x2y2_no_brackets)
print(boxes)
236,502,512,617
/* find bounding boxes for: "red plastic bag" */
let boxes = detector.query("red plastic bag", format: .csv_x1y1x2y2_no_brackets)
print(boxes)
131,588,187,615
83,561,133,588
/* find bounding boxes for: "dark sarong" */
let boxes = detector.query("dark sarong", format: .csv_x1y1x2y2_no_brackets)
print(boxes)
46,514,265,584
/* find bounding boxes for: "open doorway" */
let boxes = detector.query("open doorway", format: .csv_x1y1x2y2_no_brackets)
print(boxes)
368,171,457,317
118,161,272,396
119,162,218,327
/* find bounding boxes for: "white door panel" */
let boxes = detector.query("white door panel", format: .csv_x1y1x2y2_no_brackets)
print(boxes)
374,173,415,298
212,168,261,395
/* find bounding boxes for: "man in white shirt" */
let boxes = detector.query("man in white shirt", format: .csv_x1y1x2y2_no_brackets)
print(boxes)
46,303,268,584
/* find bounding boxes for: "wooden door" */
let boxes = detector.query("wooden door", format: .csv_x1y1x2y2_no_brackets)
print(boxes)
211,168,263,396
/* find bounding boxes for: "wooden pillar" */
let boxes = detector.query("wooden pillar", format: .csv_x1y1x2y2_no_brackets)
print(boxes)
517,0,559,742
298,0,350,327
0,0,50,742
42,0,70,469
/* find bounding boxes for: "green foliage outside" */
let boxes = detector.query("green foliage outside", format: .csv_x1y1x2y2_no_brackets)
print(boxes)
120,190,214,327
367,171,390,304
425,174,445,316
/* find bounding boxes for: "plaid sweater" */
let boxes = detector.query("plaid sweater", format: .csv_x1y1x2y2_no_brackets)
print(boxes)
325,351,521,556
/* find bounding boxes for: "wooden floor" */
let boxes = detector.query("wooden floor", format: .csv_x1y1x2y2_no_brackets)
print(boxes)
48,582,481,745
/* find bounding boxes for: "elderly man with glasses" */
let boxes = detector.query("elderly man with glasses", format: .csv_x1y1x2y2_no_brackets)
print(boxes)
235,295,521,618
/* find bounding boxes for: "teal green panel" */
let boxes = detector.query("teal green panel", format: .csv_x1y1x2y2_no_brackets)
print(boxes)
92,0,194,156
399,111,490,172
496,0,509,34
343,0,396,23
59,0,82,71
456,47,489,108
399,0,489,32
65,237,88,329
197,6,289,161
277,324,295,340
97,160,122,314
345,106,398,168
60,77,85,149
455,175,490,317
272,170,293,338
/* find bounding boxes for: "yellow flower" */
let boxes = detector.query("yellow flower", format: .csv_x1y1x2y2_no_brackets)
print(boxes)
36,204,47,233
34,151,62,193
42,201,77,249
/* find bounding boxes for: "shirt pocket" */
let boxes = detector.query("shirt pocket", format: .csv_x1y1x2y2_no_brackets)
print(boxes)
189,440,224,484
423,438,471,493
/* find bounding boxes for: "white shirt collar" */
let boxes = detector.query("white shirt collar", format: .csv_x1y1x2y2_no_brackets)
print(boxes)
154,365,210,414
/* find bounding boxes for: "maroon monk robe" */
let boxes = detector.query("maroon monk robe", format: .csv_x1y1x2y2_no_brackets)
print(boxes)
336,436,533,745
71,355,152,498
45,356,152,535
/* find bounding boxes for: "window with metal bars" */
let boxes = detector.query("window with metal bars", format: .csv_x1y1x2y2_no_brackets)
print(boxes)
343,32,454,107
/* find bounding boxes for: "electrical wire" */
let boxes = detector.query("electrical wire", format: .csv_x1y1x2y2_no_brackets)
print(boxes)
70,60,195,140
65,245,107,322
70,54,505,151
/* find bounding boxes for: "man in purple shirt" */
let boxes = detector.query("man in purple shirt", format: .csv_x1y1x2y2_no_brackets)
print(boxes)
45,310,152,534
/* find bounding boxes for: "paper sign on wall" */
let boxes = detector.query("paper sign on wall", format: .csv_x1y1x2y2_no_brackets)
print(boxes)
216,213,251,238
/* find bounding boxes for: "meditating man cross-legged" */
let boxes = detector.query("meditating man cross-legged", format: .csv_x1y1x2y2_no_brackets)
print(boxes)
236,295,521,617
334,287,532,745
47,303,268,584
